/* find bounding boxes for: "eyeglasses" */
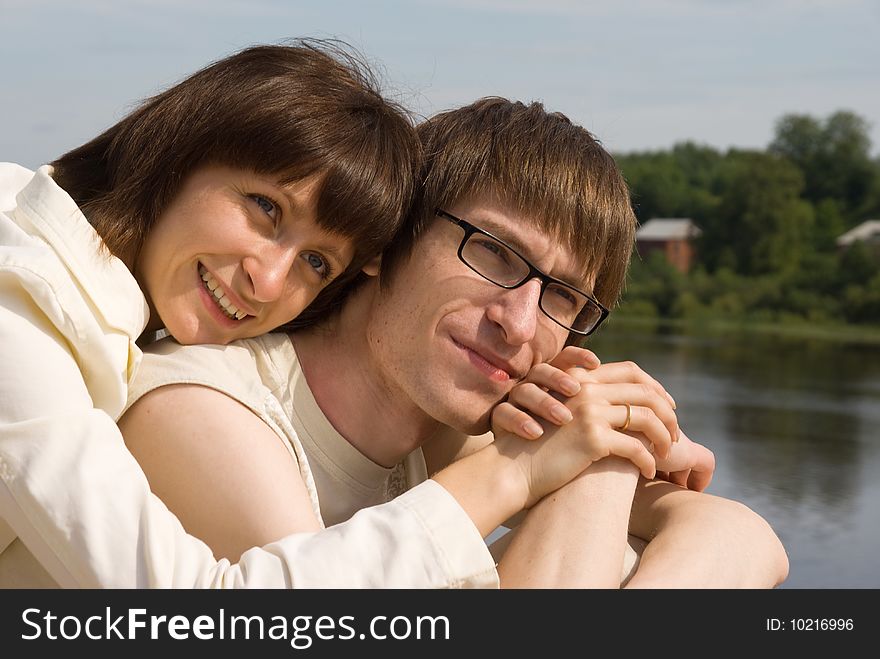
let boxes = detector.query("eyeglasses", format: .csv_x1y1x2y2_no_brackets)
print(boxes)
436,209,609,336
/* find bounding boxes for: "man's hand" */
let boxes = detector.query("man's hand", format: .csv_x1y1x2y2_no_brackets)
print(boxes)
654,430,715,492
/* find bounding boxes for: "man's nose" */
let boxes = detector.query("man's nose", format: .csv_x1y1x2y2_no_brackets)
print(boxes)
485,278,542,345
242,244,297,304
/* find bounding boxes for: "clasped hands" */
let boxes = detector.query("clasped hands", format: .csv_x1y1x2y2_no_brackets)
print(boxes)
491,346,715,502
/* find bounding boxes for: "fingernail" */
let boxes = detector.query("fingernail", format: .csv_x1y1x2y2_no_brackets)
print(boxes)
524,421,544,438
551,405,573,424
560,377,580,396
674,427,681,443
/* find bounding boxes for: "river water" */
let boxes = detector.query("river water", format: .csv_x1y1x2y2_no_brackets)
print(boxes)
587,325,880,588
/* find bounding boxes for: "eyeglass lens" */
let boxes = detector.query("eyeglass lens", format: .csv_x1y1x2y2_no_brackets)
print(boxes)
460,233,597,331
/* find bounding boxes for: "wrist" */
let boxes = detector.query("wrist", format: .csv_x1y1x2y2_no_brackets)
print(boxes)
432,440,528,537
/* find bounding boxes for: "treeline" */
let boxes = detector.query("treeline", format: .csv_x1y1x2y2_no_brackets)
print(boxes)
615,110,880,327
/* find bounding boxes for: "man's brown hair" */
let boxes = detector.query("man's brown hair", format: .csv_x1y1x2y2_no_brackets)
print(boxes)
382,97,636,336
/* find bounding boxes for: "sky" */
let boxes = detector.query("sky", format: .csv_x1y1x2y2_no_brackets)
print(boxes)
2,0,879,169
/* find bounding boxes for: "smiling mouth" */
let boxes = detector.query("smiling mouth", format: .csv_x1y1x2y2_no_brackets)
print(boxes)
199,265,247,321
452,339,512,382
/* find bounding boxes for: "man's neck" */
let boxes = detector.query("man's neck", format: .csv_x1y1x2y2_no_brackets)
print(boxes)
291,283,443,468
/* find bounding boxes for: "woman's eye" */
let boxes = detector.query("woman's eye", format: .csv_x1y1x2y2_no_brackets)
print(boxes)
304,252,332,280
250,194,278,221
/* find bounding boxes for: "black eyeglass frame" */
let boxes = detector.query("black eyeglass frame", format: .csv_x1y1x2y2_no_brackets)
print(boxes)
435,208,610,336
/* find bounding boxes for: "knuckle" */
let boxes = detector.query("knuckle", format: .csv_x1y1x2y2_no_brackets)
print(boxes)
521,382,543,396
493,402,514,418
579,382,598,401
565,366,590,383
585,421,605,439
515,410,534,425
541,399,560,415
533,363,554,377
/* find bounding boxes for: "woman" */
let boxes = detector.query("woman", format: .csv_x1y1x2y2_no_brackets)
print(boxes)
0,39,420,587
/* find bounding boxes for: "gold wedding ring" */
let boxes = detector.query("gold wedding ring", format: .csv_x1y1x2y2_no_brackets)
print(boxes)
620,403,632,432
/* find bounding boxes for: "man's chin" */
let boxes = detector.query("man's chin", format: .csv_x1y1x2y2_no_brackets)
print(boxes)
447,408,493,437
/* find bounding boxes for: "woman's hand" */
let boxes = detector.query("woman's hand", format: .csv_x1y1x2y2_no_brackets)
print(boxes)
491,349,715,492
493,349,679,461
491,346,599,440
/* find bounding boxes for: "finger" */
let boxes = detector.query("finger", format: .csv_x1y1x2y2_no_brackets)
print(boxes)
576,383,677,456
580,361,677,410
508,382,574,425
491,402,545,440
565,382,679,456
688,469,713,492
685,441,715,492
520,363,581,397
548,345,601,371
605,431,657,480
615,384,679,450
616,405,673,460
667,469,691,488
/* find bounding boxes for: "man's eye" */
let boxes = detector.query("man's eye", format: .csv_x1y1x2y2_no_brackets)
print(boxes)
548,285,579,308
476,238,509,261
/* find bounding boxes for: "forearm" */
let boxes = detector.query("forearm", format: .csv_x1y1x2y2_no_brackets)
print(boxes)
431,442,527,537
625,479,790,588
2,419,498,588
496,457,640,588
1,302,493,588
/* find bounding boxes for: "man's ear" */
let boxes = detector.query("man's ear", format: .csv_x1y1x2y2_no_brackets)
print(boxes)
361,255,381,277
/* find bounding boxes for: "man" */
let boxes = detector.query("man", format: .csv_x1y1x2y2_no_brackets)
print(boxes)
116,98,788,588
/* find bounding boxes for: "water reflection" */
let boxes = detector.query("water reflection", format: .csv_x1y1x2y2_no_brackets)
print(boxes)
587,325,880,588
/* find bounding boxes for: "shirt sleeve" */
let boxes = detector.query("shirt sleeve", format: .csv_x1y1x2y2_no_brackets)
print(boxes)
0,269,497,589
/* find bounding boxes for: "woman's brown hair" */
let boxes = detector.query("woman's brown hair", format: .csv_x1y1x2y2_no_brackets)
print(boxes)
52,39,419,321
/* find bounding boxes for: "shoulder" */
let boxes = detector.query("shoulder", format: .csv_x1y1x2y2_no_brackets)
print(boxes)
126,336,277,416
126,332,299,417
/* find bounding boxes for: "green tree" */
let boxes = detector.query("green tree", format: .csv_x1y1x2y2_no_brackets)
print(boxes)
770,110,876,220
705,151,814,276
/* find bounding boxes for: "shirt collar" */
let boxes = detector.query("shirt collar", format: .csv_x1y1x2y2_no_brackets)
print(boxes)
13,165,149,339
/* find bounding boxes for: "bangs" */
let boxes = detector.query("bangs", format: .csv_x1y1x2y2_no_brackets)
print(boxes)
422,101,636,307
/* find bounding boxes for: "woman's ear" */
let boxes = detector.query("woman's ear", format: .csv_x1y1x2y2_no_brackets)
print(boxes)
361,255,381,277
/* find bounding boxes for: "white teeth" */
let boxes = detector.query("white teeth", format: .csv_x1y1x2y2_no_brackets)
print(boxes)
199,265,246,321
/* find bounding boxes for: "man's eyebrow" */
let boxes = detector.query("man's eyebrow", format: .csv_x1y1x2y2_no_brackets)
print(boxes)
476,215,589,290
474,216,532,255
